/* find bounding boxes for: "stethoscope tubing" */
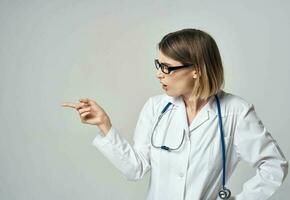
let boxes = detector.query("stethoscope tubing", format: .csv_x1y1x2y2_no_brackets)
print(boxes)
150,94,231,199
215,95,226,187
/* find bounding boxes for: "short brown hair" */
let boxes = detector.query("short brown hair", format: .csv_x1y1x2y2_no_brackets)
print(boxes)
157,28,225,101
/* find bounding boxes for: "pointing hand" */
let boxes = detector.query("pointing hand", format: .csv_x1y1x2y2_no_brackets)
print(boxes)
61,98,112,135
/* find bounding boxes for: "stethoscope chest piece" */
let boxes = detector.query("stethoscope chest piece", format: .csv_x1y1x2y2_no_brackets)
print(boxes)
218,187,231,199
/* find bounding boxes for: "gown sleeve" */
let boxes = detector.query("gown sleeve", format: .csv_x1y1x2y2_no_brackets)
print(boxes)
91,97,154,181
232,103,288,200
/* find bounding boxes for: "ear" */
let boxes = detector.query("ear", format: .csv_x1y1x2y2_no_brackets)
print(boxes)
191,69,198,79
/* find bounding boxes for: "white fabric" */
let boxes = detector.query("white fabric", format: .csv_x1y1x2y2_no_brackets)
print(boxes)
92,90,288,200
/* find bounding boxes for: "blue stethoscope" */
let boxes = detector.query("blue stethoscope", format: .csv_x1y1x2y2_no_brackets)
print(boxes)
150,94,231,199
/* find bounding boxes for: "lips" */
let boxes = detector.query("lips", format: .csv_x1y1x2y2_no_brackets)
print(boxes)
161,83,168,90
160,82,167,87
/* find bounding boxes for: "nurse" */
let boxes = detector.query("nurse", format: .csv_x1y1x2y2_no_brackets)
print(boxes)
62,28,288,200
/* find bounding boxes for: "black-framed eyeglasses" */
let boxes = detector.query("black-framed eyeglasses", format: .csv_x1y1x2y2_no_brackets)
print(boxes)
154,59,195,74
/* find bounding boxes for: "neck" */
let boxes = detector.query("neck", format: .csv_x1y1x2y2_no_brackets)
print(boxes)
182,94,209,113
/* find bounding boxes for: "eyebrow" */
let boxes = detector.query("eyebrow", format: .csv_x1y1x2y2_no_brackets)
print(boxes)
158,60,173,66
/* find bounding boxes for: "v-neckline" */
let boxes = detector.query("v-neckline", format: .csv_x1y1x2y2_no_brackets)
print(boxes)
186,102,207,127
186,96,214,128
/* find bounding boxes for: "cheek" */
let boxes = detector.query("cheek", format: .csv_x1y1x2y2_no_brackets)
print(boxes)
166,82,187,96
167,73,193,91
175,80,192,90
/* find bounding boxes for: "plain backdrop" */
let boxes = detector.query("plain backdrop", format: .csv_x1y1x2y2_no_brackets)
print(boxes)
0,0,289,199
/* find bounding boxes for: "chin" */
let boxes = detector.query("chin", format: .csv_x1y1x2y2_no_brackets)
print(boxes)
165,91,180,97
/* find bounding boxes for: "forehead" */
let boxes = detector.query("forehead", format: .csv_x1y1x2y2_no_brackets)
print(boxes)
158,51,182,66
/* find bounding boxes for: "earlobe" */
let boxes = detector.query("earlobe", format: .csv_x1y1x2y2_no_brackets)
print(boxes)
192,69,201,79
192,70,198,79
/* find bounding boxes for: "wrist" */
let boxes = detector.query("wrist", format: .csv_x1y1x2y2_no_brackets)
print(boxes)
98,120,112,136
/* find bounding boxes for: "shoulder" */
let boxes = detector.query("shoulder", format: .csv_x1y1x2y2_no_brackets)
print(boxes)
142,93,170,116
211,90,253,116
149,93,168,105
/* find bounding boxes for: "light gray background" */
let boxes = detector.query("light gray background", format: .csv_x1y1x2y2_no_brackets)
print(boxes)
0,0,289,199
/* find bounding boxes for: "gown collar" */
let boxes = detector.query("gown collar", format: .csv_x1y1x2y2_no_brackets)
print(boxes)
164,90,225,134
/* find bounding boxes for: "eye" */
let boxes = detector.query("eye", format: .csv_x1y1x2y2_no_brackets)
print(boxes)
162,65,170,74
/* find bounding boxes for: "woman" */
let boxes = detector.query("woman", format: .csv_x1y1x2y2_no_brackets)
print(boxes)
62,29,288,200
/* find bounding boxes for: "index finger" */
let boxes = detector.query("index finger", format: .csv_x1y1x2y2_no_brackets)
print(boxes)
61,102,78,108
